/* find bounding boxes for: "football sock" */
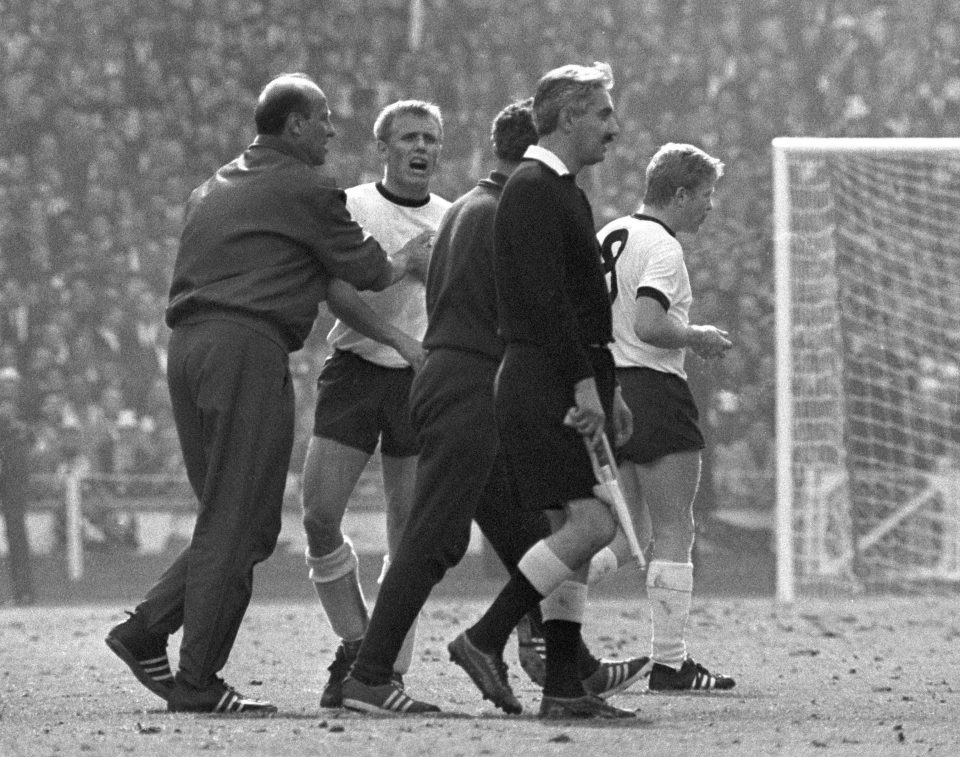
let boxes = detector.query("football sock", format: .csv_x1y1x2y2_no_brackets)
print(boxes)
467,571,543,655
517,541,574,596
540,579,602,677
537,586,598,678
306,540,369,641
647,560,694,669
576,637,601,680
543,619,584,698
468,541,571,655
541,580,587,624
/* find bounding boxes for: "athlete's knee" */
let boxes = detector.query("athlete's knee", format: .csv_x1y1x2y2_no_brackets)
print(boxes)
592,506,619,548
305,538,358,584
301,508,346,556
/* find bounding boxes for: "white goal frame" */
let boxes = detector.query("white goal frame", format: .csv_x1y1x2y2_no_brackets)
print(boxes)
772,137,960,603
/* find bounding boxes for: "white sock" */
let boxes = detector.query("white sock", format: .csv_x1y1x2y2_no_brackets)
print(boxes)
587,546,619,584
517,540,572,597
541,580,587,624
646,560,693,669
306,541,369,641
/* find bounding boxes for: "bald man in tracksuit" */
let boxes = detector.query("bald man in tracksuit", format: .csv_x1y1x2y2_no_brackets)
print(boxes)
104,73,428,715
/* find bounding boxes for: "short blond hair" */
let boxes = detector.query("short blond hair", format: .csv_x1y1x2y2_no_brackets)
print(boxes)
373,100,444,142
643,143,724,208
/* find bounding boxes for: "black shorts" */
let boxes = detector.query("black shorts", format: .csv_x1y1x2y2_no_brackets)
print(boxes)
495,344,616,511
615,366,705,464
312,349,418,456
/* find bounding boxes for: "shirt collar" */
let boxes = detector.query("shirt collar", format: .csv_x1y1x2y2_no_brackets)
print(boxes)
481,171,508,190
631,213,677,238
375,181,430,208
250,134,314,166
522,145,570,176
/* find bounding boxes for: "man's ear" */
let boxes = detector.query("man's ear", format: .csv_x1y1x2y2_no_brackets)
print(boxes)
375,138,389,161
286,112,305,137
673,186,689,205
557,104,577,133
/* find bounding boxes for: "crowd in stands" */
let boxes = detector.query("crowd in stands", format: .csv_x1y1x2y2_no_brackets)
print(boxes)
1,0,957,517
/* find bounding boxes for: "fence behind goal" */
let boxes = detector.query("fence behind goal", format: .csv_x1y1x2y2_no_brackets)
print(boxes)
772,137,960,601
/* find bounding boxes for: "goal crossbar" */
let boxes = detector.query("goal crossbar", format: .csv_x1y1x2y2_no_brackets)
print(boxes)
773,137,960,153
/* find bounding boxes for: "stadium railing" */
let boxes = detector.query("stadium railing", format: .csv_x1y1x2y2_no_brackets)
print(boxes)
24,471,341,581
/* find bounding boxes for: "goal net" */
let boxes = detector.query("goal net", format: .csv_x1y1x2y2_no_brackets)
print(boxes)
772,138,960,600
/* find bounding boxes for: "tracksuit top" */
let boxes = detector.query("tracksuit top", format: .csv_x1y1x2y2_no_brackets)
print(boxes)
422,172,508,361
166,135,392,353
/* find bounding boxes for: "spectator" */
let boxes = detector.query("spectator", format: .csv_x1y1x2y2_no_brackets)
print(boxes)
0,366,36,605
0,0,956,543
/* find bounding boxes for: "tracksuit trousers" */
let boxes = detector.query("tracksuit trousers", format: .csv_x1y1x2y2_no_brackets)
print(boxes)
135,316,294,689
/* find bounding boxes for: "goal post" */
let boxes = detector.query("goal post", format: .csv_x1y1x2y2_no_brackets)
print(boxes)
772,137,960,601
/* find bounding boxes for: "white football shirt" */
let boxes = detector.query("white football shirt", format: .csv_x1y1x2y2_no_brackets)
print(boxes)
597,214,692,378
326,182,450,367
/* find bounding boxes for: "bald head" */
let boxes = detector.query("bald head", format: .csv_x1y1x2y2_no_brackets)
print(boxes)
254,73,324,135
253,73,336,166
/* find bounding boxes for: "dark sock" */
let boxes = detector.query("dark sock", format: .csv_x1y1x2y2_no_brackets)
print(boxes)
543,619,584,698
576,635,601,680
468,572,543,655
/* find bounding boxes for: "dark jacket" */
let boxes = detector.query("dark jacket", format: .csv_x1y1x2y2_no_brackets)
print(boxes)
493,159,612,386
423,172,507,360
166,135,393,353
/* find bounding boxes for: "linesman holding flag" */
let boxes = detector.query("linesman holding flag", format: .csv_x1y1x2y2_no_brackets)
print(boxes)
342,98,648,716
438,62,638,720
